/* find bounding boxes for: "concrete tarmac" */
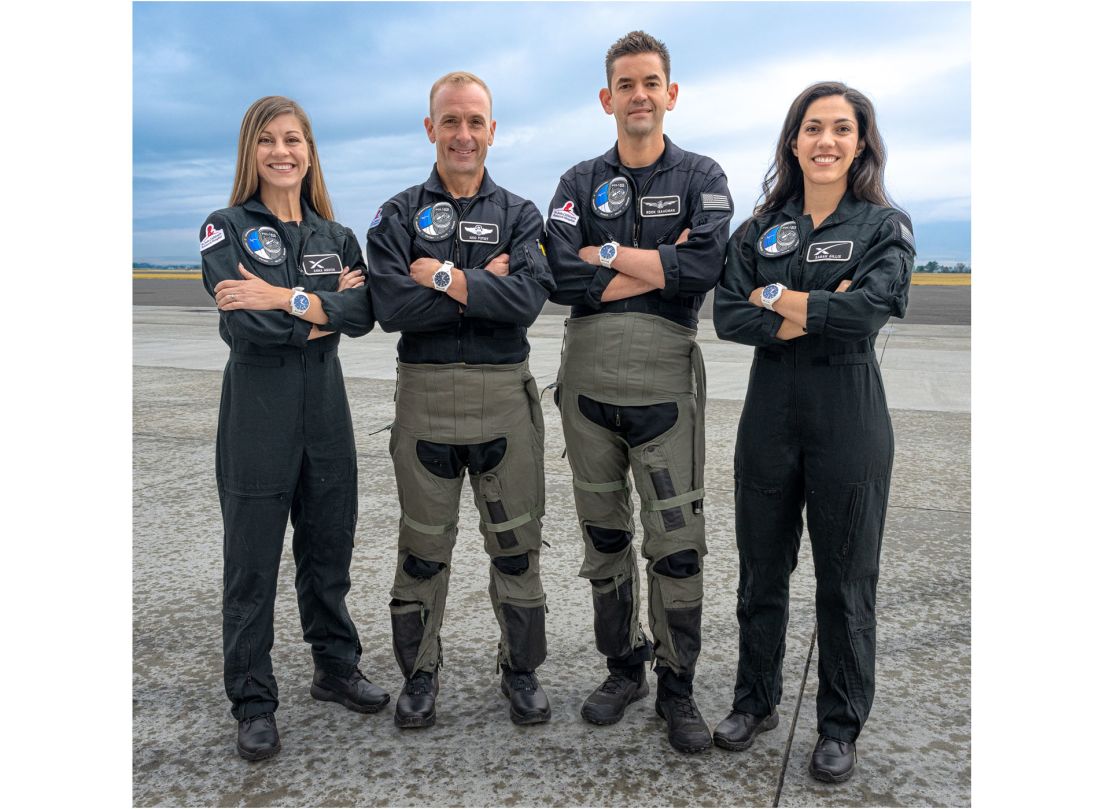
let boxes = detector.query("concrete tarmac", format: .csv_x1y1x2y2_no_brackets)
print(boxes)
133,307,970,807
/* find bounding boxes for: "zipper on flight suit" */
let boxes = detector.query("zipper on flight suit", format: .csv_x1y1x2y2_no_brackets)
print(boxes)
628,166,662,248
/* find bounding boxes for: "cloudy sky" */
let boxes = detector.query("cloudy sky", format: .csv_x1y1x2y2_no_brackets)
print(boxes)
133,1,970,264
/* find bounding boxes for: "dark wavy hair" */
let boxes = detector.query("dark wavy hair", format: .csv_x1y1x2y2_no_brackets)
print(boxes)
605,30,671,87
755,81,892,216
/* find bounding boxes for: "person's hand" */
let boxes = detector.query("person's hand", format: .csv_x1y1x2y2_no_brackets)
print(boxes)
675,228,691,244
749,287,764,307
338,266,365,291
409,257,442,288
214,264,284,310
308,325,334,340
835,279,852,293
577,245,601,266
483,253,510,276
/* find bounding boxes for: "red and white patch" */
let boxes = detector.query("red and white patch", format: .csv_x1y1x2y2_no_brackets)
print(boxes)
200,222,226,251
550,200,580,226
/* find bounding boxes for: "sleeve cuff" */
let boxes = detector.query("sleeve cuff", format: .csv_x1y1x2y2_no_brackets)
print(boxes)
806,290,831,335
584,267,617,309
288,315,313,347
314,291,344,333
657,243,680,300
763,309,788,344
460,268,487,318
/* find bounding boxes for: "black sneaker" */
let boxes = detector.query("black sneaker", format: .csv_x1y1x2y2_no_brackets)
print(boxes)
236,712,280,761
808,735,856,782
311,667,390,714
655,691,712,753
581,670,649,725
500,668,551,725
395,670,438,728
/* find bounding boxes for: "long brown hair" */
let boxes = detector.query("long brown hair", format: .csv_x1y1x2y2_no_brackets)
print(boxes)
228,96,334,220
755,81,892,216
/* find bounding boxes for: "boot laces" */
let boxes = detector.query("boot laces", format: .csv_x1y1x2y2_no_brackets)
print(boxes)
667,694,699,720
509,671,538,693
404,671,433,696
598,672,632,695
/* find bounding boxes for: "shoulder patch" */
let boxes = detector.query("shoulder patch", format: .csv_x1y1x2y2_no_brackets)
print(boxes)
701,192,732,212
889,215,916,252
550,200,580,226
200,221,227,252
368,207,383,229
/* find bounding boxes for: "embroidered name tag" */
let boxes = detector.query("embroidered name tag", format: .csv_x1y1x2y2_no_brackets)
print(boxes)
301,253,343,275
806,241,854,262
639,195,681,217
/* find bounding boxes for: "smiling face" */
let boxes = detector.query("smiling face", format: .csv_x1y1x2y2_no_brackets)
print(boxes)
600,52,677,139
791,95,864,194
254,113,310,195
425,82,495,185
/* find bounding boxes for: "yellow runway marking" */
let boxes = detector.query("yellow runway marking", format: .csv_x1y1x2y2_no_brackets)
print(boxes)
912,273,970,286
133,272,202,280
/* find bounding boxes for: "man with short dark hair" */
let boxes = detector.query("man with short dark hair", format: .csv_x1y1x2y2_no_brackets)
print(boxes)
545,31,733,753
366,72,555,728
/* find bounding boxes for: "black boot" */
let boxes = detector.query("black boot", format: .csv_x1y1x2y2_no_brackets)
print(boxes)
500,667,551,725
236,712,280,761
581,666,648,725
655,689,712,753
713,709,779,751
809,735,856,782
394,670,438,728
310,667,390,714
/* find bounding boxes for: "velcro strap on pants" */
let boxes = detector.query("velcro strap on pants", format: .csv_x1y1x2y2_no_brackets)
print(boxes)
645,488,706,512
403,512,457,535
691,340,706,512
574,478,627,493
483,507,544,534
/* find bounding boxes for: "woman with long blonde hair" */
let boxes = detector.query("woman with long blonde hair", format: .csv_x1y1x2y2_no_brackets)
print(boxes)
200,96,385,761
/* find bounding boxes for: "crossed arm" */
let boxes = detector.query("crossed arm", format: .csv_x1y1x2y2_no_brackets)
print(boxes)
576,228,690,302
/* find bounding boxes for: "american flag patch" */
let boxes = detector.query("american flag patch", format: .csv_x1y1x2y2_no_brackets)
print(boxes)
898,221,916,251
701,193,731,211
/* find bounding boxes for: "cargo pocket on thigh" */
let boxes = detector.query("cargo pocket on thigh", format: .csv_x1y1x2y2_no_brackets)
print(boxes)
839,478,888,580
478,472,523,551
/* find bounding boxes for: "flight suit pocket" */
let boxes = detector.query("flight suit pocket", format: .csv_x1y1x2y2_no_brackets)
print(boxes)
838,477,888,580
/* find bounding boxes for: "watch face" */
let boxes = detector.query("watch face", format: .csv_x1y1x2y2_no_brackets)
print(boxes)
433,269,451,289
293,293,310,312
600,244,617,261
762,284,779,301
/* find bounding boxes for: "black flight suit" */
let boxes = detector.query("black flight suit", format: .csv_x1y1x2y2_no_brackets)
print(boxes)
545,135,732,695
365,167,555,678
713,192,914,742
200,196,373,721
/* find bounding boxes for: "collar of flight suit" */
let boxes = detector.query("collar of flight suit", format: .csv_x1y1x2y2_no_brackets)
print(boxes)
780,190,868,229
421,165,500,201
600,133,686,175
242,194,326,229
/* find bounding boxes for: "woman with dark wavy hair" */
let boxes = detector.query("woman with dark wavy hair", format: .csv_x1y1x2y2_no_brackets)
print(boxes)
711,82,915,782
200,96,386,761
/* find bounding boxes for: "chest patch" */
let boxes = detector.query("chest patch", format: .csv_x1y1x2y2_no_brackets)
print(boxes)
459,221,500,244
806,241,854,262
242,226,286,265
301,253,342,275
592,176,631,219
413,202,457,242
757,221,799,258
640,195,681,217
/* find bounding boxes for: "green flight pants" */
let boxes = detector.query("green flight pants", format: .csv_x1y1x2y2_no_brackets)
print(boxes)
557,313,707,694
387,361,547,677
